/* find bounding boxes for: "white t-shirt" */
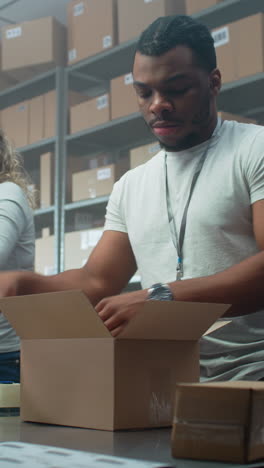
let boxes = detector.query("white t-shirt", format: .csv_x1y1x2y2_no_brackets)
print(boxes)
105,120,264,381
0,182,35,353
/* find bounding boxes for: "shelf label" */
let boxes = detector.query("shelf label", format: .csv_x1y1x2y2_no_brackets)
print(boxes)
97,167,112,181
6,26,22,39
68,48,77,62
73,2,84,16
212,26,229,48
124,73,133,85
97,94,108,110
103,35,112,49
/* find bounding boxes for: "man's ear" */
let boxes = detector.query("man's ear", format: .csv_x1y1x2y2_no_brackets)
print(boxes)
209,68,222,96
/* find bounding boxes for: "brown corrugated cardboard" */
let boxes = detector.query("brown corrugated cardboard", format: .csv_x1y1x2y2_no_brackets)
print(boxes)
43,91,56,140
212,14,264,84
2,17,66,81
35,230,56,276
70,94,110,134
117,0,186,43
0,43,17,91
130,142,160,169
218,111,257,124
172,381,264,463
185,0,220,15
0,291,229,430
212,22,236,84
1,101,29,148
111,74,138,120
29,96,44,144
68,0,117,65
72,158,129,201
235,14,264,81
65,228,104,269
40,153,54,209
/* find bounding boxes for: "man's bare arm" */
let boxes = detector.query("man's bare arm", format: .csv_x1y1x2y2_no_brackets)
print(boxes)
0,231,137,305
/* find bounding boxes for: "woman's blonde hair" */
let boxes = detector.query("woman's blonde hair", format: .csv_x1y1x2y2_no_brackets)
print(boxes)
0,129,37,209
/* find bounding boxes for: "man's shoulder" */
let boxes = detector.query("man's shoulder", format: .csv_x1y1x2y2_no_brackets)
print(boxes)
223,120,264,141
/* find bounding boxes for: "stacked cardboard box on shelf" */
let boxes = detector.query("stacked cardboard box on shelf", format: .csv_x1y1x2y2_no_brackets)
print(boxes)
40,153,54,209
70,94,110,134
212,13,264,84
111,73,138,120
130,142,160,169
2,17,66,82
67,0,117,65
117,0,186,43
185,0,222,15
64,227,104,269
1,101,29,148
72,156,129,202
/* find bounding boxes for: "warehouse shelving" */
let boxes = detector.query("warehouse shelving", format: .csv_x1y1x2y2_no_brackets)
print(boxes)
1,0,263,279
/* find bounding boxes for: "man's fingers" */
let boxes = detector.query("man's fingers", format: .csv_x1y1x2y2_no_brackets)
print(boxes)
111,323,127,337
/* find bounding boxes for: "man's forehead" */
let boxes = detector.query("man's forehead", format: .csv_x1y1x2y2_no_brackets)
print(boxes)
133,45,198,74
133,46,199,82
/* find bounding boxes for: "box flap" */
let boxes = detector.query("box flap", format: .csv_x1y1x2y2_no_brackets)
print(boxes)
0,290,111,339
118,301,230,340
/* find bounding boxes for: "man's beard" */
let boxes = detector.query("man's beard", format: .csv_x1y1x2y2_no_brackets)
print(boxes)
152,93,212,152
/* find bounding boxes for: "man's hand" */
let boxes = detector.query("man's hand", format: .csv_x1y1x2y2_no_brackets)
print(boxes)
95,289,148,336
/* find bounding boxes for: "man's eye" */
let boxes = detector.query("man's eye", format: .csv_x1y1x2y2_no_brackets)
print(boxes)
169,88,190,96
136,89,152,99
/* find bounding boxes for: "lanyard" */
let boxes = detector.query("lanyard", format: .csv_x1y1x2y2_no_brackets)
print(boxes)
164,119,222,280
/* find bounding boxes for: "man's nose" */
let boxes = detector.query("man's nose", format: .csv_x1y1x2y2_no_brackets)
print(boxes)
149,92,173,115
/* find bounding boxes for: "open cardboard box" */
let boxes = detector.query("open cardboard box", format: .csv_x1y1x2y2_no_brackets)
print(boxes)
172,381,264,463
0,291,229,431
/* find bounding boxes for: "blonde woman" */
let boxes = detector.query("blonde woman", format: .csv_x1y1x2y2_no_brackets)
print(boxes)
0,129,35,382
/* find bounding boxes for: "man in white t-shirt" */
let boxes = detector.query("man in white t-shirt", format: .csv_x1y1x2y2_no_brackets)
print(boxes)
0,15,264,381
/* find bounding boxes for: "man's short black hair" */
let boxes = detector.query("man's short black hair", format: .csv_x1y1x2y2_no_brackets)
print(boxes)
136,15,216,73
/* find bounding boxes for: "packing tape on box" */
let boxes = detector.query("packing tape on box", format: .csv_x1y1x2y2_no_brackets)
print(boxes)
173,418,244,445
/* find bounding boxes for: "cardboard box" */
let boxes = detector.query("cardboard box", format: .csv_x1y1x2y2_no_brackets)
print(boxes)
35,229,56,276
212,14,264,84
68,0,117,65
70,94,110,134
185,0,220,15
218,111,257,124
0,292,229,430
72,159,129,201
212,22,237,84
2,17,66,81
117,0,186,43
1,101,29,148
40,153,54,209
64,228,103,269
0,43,17,91
29,96,44,144
130,142,160,169
111,74,138,120
172,381,264,463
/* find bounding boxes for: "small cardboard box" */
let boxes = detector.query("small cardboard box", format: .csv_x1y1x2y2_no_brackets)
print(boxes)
212,22,237,84
68,0,117,65
72,159,129,201
185,0,221,15
117,0,186,43
70,94,110,134
172,381,264,463
1,101,29,148
130,142,160,169
111,74,138,120
64,228,103,269
2,17,66,81
29,96,44,145
1,292,229,430
40,153,54,209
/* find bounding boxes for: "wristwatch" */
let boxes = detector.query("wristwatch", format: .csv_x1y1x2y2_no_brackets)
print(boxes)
147,283,174,301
